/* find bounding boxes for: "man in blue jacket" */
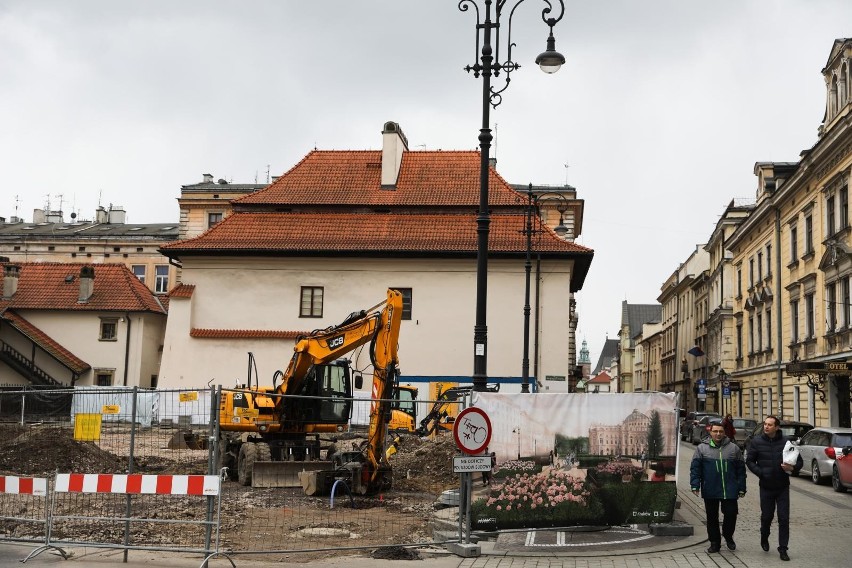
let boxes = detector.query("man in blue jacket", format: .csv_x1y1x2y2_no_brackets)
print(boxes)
746,415,803,562
690,421,747,553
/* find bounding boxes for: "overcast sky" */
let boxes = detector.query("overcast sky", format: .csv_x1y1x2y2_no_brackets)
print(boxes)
2,1,851,368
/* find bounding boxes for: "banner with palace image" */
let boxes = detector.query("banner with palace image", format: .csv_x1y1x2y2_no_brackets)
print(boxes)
469,391,679,529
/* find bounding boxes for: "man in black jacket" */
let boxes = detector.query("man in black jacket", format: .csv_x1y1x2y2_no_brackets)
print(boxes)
745,415,803,562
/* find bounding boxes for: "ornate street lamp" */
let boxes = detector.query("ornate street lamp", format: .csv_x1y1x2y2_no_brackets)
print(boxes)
460,0,567,392
521,183,569,393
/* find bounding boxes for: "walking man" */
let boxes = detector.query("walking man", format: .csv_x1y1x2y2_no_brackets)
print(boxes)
745,415,803,561
690,421,746,553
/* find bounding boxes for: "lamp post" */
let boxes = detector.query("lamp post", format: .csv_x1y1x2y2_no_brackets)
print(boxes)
521,184,569,393
718,368,728,416
461,0,566,392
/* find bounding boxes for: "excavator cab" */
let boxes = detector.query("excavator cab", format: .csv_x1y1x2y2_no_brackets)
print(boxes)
280,359,353,428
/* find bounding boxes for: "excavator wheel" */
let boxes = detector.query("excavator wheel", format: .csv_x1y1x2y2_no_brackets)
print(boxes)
238,443,259,486
256,442,272,462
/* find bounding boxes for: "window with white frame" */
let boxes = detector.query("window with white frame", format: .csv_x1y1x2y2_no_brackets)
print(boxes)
154,265,169,294
208,212,223,228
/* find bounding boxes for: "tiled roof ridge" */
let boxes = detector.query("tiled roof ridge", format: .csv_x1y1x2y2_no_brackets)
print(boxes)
118,264,167,314
190,328,306,339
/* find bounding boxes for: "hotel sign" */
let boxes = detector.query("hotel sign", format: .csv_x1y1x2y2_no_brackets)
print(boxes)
786,362,852,375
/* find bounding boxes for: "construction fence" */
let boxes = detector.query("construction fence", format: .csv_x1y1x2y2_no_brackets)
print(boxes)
0,386,468,562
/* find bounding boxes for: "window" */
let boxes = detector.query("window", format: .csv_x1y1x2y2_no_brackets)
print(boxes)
757,252,763,281
805,215,813,255
749,258,754,287
208,212,223,228
300,286,324,317
757,313,763,351
766,308,772,349
827,282,837,332
827,193,836,236
113,246,121,253
393,287,413,320
78,246,86,252
805,293,815,338
737,267,742,296
790,225,798,262
100,318,118,341
791,300,800,343
95,370,114,386
154,265,169,294
132,265,146,284
736,324,743,359
841,186,849,229
748,315,754,353
136,247,143,252
766,244,772,277
844,277,851,329
48,245,55,251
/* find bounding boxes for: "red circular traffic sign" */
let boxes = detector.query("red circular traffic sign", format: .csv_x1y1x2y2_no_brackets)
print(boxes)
453,407,492,455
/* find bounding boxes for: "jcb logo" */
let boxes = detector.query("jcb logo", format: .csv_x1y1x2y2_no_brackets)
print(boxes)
329,335,345,349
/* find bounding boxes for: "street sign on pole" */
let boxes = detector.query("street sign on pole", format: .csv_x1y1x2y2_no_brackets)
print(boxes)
453,455,493,473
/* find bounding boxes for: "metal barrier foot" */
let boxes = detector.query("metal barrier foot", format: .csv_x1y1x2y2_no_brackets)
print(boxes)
200,551,236,568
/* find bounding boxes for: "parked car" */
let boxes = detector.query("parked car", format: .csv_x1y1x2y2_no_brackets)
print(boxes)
680,412,721,441
796,427,852,484
690,415,723,445
743,419,813,459
731,417,758,449
833,445,852,492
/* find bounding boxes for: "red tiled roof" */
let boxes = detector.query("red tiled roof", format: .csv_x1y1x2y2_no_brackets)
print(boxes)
170,284,195,298
588,372,612,384
0,263,167,314
234,150,521,207
191,328,305,339
162,212,593,255
1,309,90,374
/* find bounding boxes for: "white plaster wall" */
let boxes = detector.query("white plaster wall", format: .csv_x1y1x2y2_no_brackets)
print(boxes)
158,256,576,390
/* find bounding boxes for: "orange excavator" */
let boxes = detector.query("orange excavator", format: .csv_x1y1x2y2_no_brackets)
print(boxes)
217,289,403,495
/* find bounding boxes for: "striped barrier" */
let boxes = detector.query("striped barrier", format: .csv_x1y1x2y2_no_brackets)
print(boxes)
22,473,222,563
55,473,219,496
0,475,50,545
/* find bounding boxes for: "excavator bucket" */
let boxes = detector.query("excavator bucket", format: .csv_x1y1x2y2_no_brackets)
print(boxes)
251,461,332,488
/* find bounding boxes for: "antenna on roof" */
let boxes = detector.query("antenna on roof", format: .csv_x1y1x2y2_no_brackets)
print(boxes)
564,162,570,185
266,164,270,184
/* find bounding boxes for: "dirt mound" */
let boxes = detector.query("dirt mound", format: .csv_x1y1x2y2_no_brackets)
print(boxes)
0,424,126,476
391,433,458,492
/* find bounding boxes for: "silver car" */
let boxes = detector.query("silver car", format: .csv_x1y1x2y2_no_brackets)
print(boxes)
796,427,852,484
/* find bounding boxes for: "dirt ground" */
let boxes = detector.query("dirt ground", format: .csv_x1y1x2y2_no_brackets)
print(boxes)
0,423,460,556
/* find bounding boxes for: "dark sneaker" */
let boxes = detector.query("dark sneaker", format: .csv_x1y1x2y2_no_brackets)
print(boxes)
725,537,736,550
706,543,721,553
761,537,769,551
779,548,790,561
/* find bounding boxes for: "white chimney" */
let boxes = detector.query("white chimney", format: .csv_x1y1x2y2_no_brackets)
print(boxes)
3,264,20,299
108,206,126,224
78,266,95,303
381,121,408,189
95,206,108,223
203,173,214,183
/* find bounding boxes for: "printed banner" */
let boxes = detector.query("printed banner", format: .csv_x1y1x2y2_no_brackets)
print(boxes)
469,392,679,529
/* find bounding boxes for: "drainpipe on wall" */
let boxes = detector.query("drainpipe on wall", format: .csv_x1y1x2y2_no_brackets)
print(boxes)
775,208,784,417
123,312,132,386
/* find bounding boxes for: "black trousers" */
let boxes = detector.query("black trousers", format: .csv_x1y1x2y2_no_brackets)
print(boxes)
759,486,791,549
703,498,738,544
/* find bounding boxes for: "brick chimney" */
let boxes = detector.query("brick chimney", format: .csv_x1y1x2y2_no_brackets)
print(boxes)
78,265,95,303
3,264,20,299
381,121,408,189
